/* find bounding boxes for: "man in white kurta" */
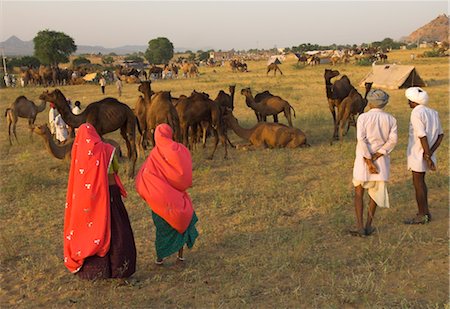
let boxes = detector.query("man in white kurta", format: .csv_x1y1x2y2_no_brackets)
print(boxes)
351,89,397,236
404,87,444,224
48,103,58,135
54,114,69,143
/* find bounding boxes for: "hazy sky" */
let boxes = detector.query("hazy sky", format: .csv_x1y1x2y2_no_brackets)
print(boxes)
0,1,447,50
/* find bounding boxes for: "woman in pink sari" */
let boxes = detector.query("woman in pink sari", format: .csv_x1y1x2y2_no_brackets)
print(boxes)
64,123,136,279
136,124,198,264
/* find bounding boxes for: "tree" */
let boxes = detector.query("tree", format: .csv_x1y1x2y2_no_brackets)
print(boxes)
72,56,91,67
144,37,174,64
124,54,144,62
197,51,209,62
8,56,41,69
102,55,114,65
33,29,77,66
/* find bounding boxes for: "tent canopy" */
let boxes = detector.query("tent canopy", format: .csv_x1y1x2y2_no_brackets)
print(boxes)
82,72,98,81
267,55,284,65
360,65,426,89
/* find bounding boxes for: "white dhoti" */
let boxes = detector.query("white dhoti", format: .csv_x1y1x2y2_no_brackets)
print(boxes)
352,180,390,208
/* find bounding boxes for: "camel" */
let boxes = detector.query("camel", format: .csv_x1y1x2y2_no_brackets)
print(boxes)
175,91,228,159
337,82,373,142
223,111,308,149
33,124,122,161
5,95,47,145
134,81,154,154
240,88,296,127
39,89,137,177
181,63,199,78
214,85,236,110
145,91,181,146
324,69,354,140
267,63,283,76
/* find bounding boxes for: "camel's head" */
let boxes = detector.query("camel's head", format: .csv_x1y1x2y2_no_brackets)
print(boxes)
229,84,236,93
364,82,373,93
39,90,50,101
240,87,252,96
324,69,340,80
191,90,209,99
138,80,151,94
32,124,48,136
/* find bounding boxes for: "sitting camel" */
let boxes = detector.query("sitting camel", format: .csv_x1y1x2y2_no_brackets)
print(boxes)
33,124,122,161
39,89,137,177
267,63,283,76
223,111,308,149
241,88,296,127
5,96,47,145
337,82,373,142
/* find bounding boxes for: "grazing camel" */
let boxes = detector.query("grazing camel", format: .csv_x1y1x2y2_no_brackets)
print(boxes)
223,111,308,149
5,96,47,145
337,82,373,142
324,69,354,140
241,88,296,127
33,124,122,161
145,91,181,146
175,91,228,159
39,89,137,177
267,63,283,76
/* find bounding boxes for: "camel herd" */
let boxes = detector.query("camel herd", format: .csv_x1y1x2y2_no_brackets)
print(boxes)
5,68,373,177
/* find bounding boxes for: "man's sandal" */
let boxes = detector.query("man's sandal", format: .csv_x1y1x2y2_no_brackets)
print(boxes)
404,214,431,225
177,256,185,261
155,259,164,265
349,228,367,237
365,226,376,236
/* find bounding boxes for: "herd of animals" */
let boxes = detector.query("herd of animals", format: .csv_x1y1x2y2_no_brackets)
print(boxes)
4,69,371,178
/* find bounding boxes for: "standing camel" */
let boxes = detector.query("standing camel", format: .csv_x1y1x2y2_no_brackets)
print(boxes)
324,69,354,140
267,63,283,76
337,82,373,142
5,96,47,145
241,88,296,127
39,89,137,177
134,80,153,155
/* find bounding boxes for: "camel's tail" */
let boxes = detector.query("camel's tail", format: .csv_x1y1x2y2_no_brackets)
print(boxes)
4,108,11,118
290,105,296,118
135,116,142,135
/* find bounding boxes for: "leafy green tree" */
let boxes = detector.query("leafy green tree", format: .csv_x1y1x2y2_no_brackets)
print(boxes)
33,29,77,65
8,56,41,68
102,55,114,65
144,37,174,64
197,51,209,61
124,54,144,62
72,56,91,67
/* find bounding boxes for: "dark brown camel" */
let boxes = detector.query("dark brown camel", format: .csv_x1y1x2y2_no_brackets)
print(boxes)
337,82,373,142
175,91,228,159
324,69,354,140
223,110,308,149
267,63,283,76
5,95,47,145
39,89,137,177
241,88,296,127
145,91,182,146
213,85,237,148
33,124,123,161
134,80,154,155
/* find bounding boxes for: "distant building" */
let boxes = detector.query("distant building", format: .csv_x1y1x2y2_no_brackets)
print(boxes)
209,51,235,61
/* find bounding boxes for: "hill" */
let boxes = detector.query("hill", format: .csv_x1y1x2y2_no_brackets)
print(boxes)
404,14,449,43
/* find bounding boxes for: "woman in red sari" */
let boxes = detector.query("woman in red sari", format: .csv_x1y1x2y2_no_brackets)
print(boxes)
136,123,198,265
64,123,136,279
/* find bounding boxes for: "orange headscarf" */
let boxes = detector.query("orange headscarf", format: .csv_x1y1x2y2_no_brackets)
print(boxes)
135,124,194,233
64,123,115,273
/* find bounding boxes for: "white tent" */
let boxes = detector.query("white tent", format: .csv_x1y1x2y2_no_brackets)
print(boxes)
267,55,285,65
360,65,426,89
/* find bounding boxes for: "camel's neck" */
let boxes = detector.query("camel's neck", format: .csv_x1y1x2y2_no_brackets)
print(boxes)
36,100,47,113
39,129,72,160
244,94,258,110
325,78,333,99
143,89,152,104
230,89,235,108
363,85,372,100
54,93,86,127
227,117,253,140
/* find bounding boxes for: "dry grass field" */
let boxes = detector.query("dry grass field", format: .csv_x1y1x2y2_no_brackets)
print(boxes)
0,49,448,308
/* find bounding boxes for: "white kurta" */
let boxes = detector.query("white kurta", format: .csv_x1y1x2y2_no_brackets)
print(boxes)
48,108,58,135
407,105,443,172
72,106,82,115
55,114,68,142
353,108,398,182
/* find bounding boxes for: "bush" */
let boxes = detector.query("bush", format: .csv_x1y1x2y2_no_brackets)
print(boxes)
422,50,445,58
356,58,373,66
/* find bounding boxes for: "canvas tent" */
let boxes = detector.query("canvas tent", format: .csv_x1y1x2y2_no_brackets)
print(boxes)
82,72,98,82
360,65,426,89
267,55,284,65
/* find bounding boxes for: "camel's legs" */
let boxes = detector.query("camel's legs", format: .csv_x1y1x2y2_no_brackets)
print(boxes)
207,128,219,160
273,114,279,123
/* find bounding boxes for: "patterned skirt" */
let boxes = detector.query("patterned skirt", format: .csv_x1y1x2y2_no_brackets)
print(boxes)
76,185,137,280
152,211,198,260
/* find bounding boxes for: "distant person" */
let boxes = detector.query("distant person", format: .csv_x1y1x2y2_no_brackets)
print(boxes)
54,113,69,144
99,76,107,95
48,103,58,136
116,78,123,97
404,87,444,224
4,73,10,87
64,123,136,279
136,124,199,265
350,89,398,237
72,101,82,115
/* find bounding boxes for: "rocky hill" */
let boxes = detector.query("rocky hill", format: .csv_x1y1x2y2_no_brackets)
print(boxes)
404,14,449,43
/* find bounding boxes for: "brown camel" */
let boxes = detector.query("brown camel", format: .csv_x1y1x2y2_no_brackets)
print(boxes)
223,111,308,149
175,91,228,159
214,85,236,110
39,89,137,177
181,63,199,78
134,80,154,155
33,124,123,160
5,95,47,145
337,82,373,142
241,88,296,127
267,63,283,76
324,69,354,140
145,91,182,146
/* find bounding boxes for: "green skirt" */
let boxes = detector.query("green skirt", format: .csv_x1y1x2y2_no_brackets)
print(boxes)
152,211,198,259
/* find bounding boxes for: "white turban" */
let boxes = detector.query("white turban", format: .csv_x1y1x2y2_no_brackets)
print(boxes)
367,89,389,109
405,87,429,105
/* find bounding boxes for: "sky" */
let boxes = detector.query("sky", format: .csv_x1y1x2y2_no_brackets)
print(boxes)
0,1,448,50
